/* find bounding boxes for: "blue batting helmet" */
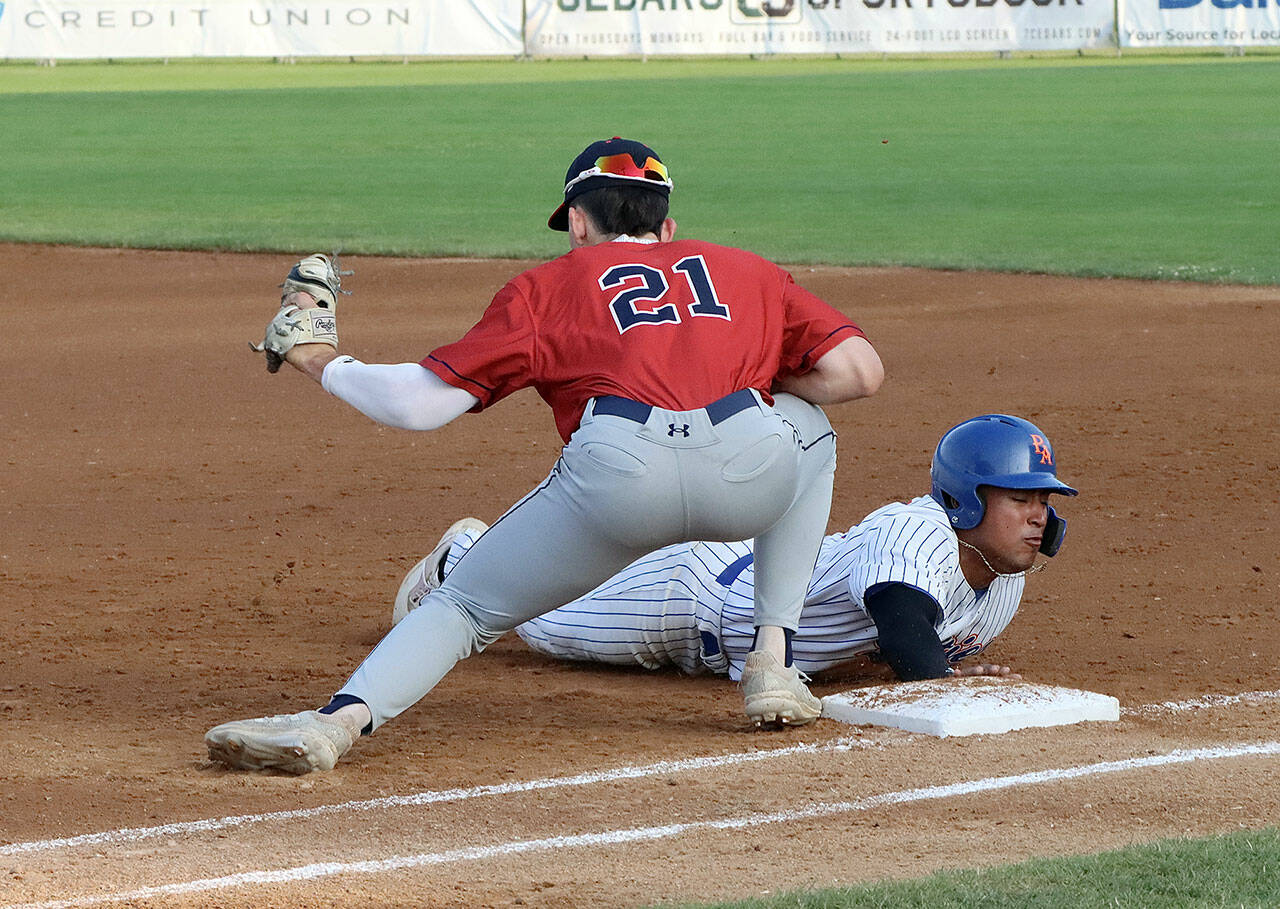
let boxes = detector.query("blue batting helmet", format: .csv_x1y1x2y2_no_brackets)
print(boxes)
930,414,1078,556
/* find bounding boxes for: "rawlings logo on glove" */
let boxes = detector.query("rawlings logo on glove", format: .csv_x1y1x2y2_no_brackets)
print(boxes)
250,253,352,373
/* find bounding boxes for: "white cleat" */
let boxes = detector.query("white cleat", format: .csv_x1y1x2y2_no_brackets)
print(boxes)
392,517,489,626
205,710,354,774
741,650,823,728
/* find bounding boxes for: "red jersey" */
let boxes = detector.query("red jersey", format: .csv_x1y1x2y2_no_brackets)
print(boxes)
423,239,864,442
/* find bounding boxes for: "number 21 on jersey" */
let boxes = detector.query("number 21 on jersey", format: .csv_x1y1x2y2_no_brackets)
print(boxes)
598,255,730,334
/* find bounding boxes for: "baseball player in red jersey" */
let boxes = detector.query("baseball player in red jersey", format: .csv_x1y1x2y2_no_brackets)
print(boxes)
207,137,884,773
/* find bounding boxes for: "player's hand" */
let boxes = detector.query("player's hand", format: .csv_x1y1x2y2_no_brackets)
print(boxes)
250,254,349,376
282,289,318,308
948,663,1022,680
275,289,340,380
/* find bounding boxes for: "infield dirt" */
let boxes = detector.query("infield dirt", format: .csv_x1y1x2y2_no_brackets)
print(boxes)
2,244,1278,907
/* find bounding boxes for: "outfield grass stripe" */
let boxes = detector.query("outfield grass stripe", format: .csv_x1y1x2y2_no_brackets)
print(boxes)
3,58,1278,281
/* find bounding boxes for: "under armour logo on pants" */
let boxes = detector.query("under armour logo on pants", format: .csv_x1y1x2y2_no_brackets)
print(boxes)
668,423,690,437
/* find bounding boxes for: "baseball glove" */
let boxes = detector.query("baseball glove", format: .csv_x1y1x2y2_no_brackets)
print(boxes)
250,253,352,373
280,253,349,311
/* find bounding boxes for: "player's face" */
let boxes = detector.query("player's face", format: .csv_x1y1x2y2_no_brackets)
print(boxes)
970,487,1051,574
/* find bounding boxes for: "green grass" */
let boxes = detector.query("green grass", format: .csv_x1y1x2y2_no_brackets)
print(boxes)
662,827,1280,908
1,56,1277,280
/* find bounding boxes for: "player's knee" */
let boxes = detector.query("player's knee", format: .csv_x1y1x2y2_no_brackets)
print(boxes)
417,590,501,653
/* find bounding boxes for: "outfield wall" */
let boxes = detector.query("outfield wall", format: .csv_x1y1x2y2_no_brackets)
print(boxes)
1,0,1277,59
527,0,1117,55
1118,0,1280,48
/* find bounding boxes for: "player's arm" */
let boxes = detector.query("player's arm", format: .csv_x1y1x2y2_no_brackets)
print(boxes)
864,583,1019,681
320,357,479,430
284,338,341,382
277,290,484,431
863,582,953,681
774,335,883,405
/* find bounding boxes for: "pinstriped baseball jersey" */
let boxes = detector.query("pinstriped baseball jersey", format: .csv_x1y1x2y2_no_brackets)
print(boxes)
716,496,1024,678
451,495,1024,682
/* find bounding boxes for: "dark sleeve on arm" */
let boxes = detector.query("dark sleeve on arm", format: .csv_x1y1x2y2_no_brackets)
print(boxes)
864,582,953,681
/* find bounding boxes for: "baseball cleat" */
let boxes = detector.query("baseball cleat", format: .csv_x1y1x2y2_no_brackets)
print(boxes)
392,517,489,626
741,650,823,728
205,710,354,774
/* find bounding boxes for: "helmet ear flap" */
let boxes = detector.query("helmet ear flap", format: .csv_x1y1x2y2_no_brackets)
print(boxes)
930,481,984,529
1040,505,1067,557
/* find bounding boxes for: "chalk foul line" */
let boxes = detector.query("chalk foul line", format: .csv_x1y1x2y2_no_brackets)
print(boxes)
6,686,1280,859
9,739,1280,909
0,735,881,857
1124,688,1280,716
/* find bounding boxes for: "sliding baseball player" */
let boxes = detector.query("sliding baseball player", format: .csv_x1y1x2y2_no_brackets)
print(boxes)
398,415,1077,683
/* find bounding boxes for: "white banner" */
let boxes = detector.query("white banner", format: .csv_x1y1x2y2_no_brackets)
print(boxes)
525,0,1116,55
10,0,1274,61
0,0,524,59
1119,0,1280,46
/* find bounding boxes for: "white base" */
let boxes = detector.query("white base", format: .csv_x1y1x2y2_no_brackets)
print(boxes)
821,677,1119,737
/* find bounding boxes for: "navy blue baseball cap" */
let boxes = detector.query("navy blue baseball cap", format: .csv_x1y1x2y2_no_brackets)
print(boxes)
548,137,673,231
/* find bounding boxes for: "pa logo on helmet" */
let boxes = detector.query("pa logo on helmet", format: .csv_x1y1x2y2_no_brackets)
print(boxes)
1029,433,1053,466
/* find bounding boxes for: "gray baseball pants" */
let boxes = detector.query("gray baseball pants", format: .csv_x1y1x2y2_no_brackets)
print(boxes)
339,390,837,730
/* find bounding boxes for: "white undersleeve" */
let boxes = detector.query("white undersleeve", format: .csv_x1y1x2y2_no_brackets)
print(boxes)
320,357,479,431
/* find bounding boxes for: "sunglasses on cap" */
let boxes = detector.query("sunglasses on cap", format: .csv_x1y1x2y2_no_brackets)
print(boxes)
563,153,673,194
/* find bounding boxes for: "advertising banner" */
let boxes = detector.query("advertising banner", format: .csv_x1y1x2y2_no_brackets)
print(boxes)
1119,0,1280,46
525,0,1116,55
0,0,524,59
